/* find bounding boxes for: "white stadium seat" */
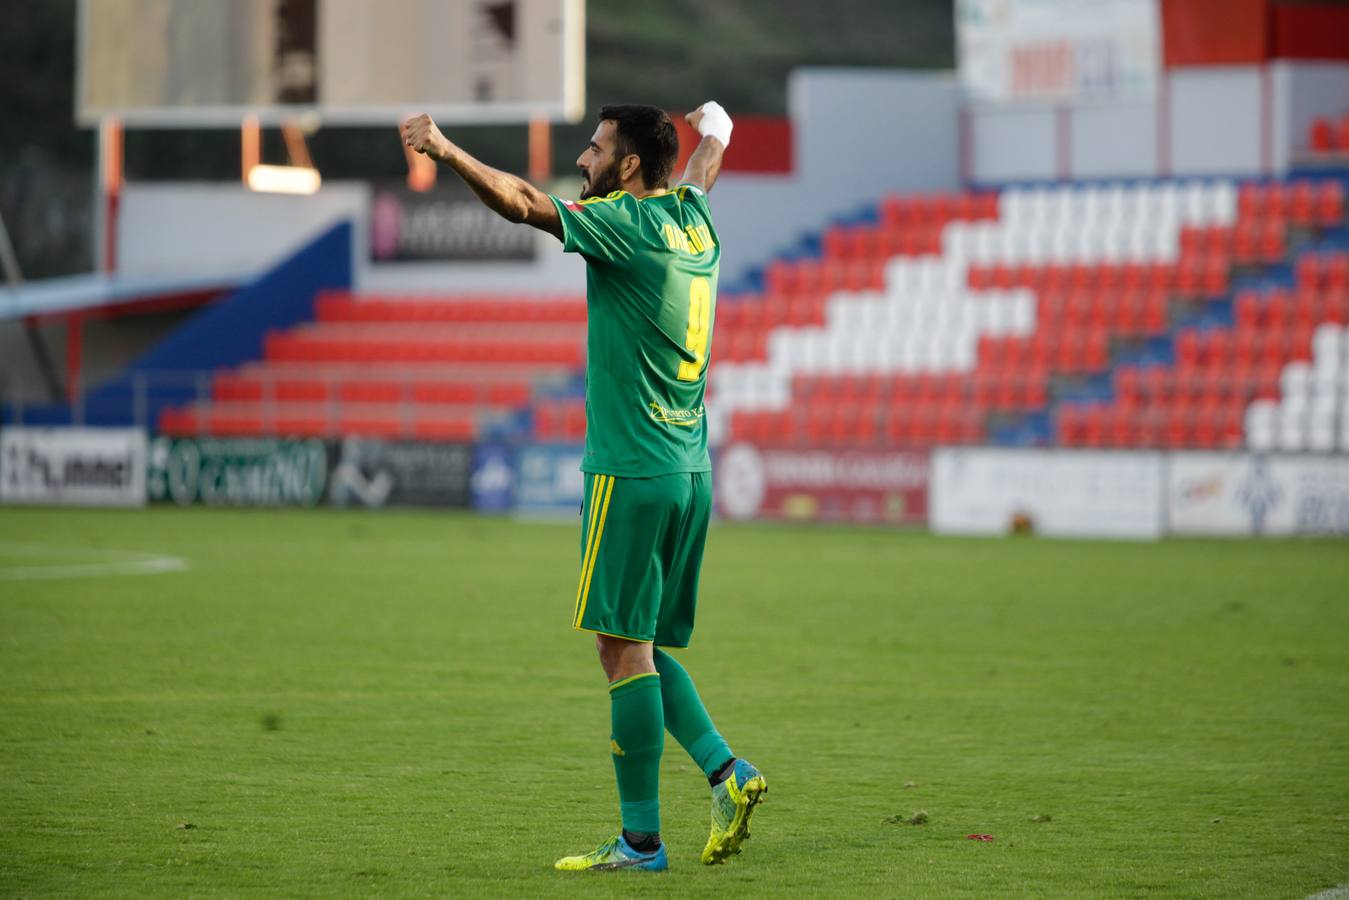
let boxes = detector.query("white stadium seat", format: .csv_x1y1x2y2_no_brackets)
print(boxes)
1212,180,1238,224
998,186,1026,223
1281,362,1311,402
1245,400,1277,451
1308,419,1337,452
1312,323,1342,366
1277,406,1307,451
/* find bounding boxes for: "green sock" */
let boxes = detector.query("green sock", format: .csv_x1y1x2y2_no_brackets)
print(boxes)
609,672,663,834
653,649,734,778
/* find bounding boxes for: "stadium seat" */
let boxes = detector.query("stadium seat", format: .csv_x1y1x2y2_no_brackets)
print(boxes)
1310,117,1335,153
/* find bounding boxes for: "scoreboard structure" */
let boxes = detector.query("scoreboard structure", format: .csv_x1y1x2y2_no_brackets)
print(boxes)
77,0,586,126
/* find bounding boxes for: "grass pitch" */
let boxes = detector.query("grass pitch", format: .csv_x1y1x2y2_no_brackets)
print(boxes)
1,507,1346,898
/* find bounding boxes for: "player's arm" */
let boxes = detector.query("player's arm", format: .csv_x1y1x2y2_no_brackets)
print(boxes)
680,102,733,194
401,113,563,241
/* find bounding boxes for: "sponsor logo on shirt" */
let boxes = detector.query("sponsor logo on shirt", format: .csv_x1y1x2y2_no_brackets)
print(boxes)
661,223,716,255
648,402,704,427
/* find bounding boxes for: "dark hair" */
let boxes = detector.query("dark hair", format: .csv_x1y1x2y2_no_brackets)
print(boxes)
599,104,679,190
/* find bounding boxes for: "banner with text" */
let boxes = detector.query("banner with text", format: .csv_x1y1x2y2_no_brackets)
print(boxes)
716,444,929,525
328,438,473,508
1,427,147,507
1167,453,1349,537
370,183,537,263
932,448,1165,539
471,444,516,513
514,443,586,516
147,436,331,507
958,0,1160,104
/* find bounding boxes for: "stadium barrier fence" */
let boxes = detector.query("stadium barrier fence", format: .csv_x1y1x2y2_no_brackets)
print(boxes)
3,420,1346,538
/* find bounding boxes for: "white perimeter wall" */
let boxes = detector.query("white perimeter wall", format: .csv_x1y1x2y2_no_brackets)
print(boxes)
116,183,368,282
929,448,1349,539
967,61,1349,184
969,105,1057,182
1168,66,1265,176
1271,61,1349,173
1071,101,1157,179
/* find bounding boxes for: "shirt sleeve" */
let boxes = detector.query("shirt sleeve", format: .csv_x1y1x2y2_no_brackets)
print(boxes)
674,183,714,224
548,192,640,265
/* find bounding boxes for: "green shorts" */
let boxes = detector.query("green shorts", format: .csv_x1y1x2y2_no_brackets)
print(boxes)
571,471,712,648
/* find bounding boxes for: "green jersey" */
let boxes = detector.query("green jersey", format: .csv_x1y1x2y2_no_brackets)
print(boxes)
549,185,719,477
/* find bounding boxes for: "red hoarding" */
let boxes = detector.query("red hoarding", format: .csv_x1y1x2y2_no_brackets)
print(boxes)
715,444,929,525
1161,0,1268,66
672,115,793,175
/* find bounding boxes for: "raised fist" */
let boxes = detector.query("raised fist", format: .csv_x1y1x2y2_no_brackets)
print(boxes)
401,113,449,160
686,102,732,146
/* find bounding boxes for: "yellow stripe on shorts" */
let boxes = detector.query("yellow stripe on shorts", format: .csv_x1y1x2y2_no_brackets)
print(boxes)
573,475,605,623
574,475,615,628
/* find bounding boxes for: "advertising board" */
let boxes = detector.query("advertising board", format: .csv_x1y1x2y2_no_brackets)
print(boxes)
147,436,330,507
1168,453,1349,537
514,443,585,515
328,439,473,508
958,0,1160,103
931,448,1164,539
370,184,537,263
1,427,147,507
716,443,929,525
471,444,516,513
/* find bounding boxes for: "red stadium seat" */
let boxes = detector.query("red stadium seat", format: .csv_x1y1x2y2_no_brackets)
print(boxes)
1318,181,1345,225
1259,222,1287,264
413,416,476,442
1231,223,1259,265
1327,252,1349,289
1114,367,1142,407
1105,408,1135,447
1146,263,1173,292
1056,407,1083,446
1295,254,1321,290
1266,183,1289,219
1290,181,1317,226
1310,117,1335,153
1164,405,1192,448
1082,406,1108,447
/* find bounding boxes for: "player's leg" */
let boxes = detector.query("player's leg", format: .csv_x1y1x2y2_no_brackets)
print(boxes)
652,648,732,778
650,474,731,772
653,472,767,865
598,635,664,855
556,474,675,873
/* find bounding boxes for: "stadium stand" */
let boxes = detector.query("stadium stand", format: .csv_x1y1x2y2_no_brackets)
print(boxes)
158,294,587,440
713,178,1345,450
1308,115,1349,157
157,179,1347,452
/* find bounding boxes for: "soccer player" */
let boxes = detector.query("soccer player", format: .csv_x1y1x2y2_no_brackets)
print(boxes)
401,102,765,872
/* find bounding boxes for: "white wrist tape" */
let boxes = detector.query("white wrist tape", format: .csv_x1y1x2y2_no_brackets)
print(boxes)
696,101,733,148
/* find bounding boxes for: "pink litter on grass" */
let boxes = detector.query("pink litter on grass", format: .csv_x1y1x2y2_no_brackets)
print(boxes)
966,834,995,842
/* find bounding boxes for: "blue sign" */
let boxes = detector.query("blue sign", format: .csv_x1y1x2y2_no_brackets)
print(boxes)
470,444,515,513
515,444,586,515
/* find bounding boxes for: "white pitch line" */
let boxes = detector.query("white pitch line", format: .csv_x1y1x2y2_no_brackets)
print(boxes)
1306,886,1349,900
0,541,189,582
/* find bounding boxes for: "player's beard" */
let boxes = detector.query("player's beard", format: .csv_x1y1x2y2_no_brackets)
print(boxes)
579,158,622,200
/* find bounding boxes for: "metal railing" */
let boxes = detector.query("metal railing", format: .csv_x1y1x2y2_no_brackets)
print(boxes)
0,367,578,438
